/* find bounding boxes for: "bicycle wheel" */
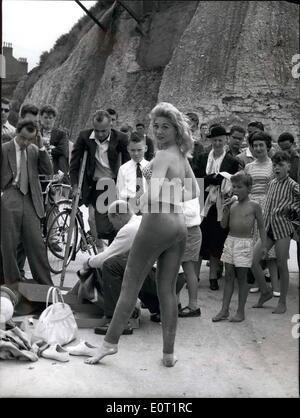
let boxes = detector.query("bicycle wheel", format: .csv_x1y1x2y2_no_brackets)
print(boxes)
45,199,72,235
46,209,78,274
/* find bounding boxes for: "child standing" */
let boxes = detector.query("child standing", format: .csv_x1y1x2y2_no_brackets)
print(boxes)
116,133,148,214
252,151,300,313
212,172,267,322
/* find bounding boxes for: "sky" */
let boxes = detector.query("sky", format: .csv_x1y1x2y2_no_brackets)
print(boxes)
2,0,98,71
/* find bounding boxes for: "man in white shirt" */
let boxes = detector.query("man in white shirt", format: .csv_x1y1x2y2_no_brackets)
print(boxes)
84,200,142,270
1,98,15,143
116,133,148,214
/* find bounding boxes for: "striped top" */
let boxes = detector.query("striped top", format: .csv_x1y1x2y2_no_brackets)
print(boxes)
244,158,273,197
264,176,300,240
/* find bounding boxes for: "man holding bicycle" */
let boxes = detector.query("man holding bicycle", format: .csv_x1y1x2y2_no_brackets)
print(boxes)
70,110,130,244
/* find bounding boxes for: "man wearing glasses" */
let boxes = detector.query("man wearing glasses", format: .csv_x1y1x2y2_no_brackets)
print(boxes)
1,119,53,286
1,97,15,143
70,110,130,245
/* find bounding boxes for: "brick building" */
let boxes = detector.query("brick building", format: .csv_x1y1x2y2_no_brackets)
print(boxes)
1,42,28,99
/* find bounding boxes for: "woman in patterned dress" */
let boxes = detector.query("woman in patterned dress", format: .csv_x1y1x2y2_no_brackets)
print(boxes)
245,131,279,295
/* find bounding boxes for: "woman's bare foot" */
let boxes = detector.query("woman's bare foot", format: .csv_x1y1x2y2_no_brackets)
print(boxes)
162,353,177,367
229,312,245,322
252,290,273,308
272,303,287,314
84,342,118,365
212,310,229,322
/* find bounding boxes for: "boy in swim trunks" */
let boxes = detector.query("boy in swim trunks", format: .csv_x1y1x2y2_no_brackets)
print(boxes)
212,172,267,322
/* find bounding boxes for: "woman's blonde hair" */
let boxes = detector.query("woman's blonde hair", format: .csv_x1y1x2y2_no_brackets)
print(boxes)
149,102,193,156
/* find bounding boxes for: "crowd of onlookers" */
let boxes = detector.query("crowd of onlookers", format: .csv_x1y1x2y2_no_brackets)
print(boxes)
1,97,299,330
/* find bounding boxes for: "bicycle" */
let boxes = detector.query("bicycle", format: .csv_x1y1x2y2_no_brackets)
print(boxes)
38,172,74,273
42,174,72,233
46,203,98,274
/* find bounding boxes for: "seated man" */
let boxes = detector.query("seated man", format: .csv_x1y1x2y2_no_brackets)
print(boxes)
78,200,185,334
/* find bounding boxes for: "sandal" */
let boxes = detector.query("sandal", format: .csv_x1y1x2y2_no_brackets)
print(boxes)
178,306,201,318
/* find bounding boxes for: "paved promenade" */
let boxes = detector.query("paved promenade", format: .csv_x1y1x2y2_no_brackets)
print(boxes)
1,206,298,398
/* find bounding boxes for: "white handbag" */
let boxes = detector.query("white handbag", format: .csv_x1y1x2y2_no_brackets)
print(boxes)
33,287,78,346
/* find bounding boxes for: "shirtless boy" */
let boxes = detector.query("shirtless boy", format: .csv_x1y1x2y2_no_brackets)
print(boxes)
212,172,267,322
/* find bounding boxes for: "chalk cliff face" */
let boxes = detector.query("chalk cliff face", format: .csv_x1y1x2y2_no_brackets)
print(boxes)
13,0,299,141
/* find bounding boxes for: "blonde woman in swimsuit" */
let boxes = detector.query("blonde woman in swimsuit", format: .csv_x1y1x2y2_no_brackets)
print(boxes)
85,102,200,367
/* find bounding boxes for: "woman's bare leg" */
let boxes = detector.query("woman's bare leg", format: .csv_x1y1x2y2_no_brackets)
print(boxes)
156,238,186,367
85,213,186,365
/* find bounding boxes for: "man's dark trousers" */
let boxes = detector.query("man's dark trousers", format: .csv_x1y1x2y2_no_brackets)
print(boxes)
1,188,52,285
101,254,185,317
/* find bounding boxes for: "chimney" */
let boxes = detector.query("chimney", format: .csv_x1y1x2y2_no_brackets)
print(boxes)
3,42,13,57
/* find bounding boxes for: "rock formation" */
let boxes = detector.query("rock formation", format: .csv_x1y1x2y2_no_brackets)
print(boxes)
12,0,299,141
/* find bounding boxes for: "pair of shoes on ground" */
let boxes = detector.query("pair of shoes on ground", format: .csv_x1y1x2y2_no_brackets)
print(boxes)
66,340,98,357
178,306,201,318
41,344,70,362
209,279,219,291
94,322,133,335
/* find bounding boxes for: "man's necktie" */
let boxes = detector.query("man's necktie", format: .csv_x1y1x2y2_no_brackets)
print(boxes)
19,148,28,195
136,162,144,201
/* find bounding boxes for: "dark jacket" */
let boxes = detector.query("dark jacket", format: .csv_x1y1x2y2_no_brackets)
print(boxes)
289,149,300,183
1,140,53,218
190,141,205,172
193,152,240,199
41,127,69,176
70,128,130,205
145,136,155,161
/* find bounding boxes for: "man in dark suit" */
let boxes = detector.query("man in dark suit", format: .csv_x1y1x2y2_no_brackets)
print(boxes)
1,97,15,143
39,105,70,184
193,125,240,290
1,119,53,286
70,110,130,243
135,122,155,161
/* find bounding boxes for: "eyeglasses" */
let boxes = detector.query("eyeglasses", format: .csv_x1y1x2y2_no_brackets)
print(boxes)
1,108,9,113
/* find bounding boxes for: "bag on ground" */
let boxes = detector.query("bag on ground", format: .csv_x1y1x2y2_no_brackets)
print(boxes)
33,287,78,346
